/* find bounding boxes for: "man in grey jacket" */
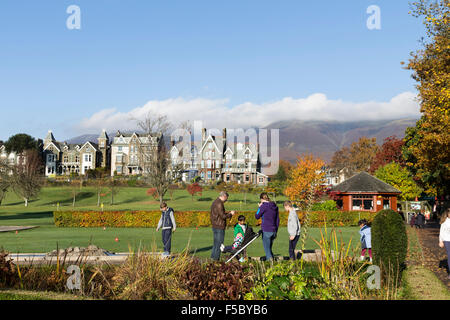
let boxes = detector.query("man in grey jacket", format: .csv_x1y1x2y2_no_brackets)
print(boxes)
284,201,301,260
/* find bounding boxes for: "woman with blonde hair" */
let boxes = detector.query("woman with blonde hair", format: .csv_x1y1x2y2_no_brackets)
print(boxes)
439,208,450,280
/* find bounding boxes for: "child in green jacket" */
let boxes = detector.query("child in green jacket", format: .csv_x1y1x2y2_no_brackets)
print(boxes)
221,215,247,262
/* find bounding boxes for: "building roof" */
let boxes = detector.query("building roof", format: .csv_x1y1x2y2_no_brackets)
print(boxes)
330,171,401,194
45,130,56,142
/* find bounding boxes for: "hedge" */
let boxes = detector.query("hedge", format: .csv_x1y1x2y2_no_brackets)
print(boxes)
53,210,376,228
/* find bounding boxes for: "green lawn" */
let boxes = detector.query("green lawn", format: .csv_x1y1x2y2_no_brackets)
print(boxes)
0,186,360,257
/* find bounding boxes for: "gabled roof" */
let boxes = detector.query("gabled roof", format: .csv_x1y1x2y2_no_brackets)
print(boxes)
330,171,401,194
44,141,61,152
200,134,222,153
80,141,99,152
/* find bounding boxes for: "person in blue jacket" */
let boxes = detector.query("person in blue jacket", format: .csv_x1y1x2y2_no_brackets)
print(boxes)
358,219,372,263
255,193,280,261
156,202,176,256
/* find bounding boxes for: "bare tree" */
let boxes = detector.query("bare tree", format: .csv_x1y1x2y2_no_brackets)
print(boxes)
135,112,182,205
0,161,10,206
108,176,122,206
9,150,44,207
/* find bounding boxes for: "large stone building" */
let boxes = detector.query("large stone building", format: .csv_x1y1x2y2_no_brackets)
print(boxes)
110,131,162,176
43,130,110,177
170,128,268,186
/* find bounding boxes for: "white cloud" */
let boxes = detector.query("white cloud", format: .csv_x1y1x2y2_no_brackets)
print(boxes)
76,92,420,133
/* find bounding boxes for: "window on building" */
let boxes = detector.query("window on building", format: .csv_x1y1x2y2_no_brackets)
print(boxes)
245,175,250,182
116,155,122,163
118,146,123,152
207,171,212,180
207,160,212,169
117,166,122,173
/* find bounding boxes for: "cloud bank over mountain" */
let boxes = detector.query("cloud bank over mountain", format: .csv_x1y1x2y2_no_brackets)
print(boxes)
77,92,420,133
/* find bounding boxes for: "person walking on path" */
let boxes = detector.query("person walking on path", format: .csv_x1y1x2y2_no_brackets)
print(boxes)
359,219,372,263
416,211,425,229
255,193,279,261
156,202,176,256
210,191,235,261
284,201,301,260
439,208,450,280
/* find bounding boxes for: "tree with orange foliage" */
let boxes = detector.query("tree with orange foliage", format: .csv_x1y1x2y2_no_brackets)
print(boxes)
403,0,450,196
284,154,326,210
284,154,326,256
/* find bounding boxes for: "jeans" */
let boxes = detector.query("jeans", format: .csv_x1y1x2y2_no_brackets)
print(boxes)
211,228,225,261
262,231,277,260
162,229,172,254
289,235,300,260
445,241,450,275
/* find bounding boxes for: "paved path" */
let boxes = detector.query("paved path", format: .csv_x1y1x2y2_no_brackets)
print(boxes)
416,222,450,289
0,226,38,233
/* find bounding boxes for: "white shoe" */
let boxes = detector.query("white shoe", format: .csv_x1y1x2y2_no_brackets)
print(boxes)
360,256,365,261
220,244,225,252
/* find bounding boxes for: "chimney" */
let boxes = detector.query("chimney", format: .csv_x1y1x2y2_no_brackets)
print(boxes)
202,128,207,142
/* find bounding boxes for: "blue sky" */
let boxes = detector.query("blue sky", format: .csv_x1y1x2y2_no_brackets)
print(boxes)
0,0,424,141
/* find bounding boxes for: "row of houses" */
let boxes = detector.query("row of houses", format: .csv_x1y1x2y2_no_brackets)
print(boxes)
31,129,269,186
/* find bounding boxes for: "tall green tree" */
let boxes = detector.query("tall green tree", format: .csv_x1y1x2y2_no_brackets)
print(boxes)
375,162,423,201
403,0,450,196
4,134,38,154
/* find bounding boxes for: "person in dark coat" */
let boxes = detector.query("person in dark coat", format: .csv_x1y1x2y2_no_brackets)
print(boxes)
255,193,280,261
410,213,416,228
210,191,235,261
416,212,425,229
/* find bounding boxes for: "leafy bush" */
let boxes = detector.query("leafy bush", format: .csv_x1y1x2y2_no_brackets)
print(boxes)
183,259,254,300
54,210,376,228
245,262,345,300
311,200,339,211
371,209,407,282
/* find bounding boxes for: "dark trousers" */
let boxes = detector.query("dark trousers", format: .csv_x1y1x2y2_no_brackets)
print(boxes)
445,241,450,275
289,235,300,260
162,229,172,254
211,228,225,261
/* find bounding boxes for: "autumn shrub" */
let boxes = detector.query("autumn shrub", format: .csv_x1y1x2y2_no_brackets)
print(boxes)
110,248,193,300
183,259,255,300
54,210,376,228
0,252,18,288
372,209,407,284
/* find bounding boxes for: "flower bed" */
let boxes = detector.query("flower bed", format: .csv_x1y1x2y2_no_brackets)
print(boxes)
53,210,376,228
